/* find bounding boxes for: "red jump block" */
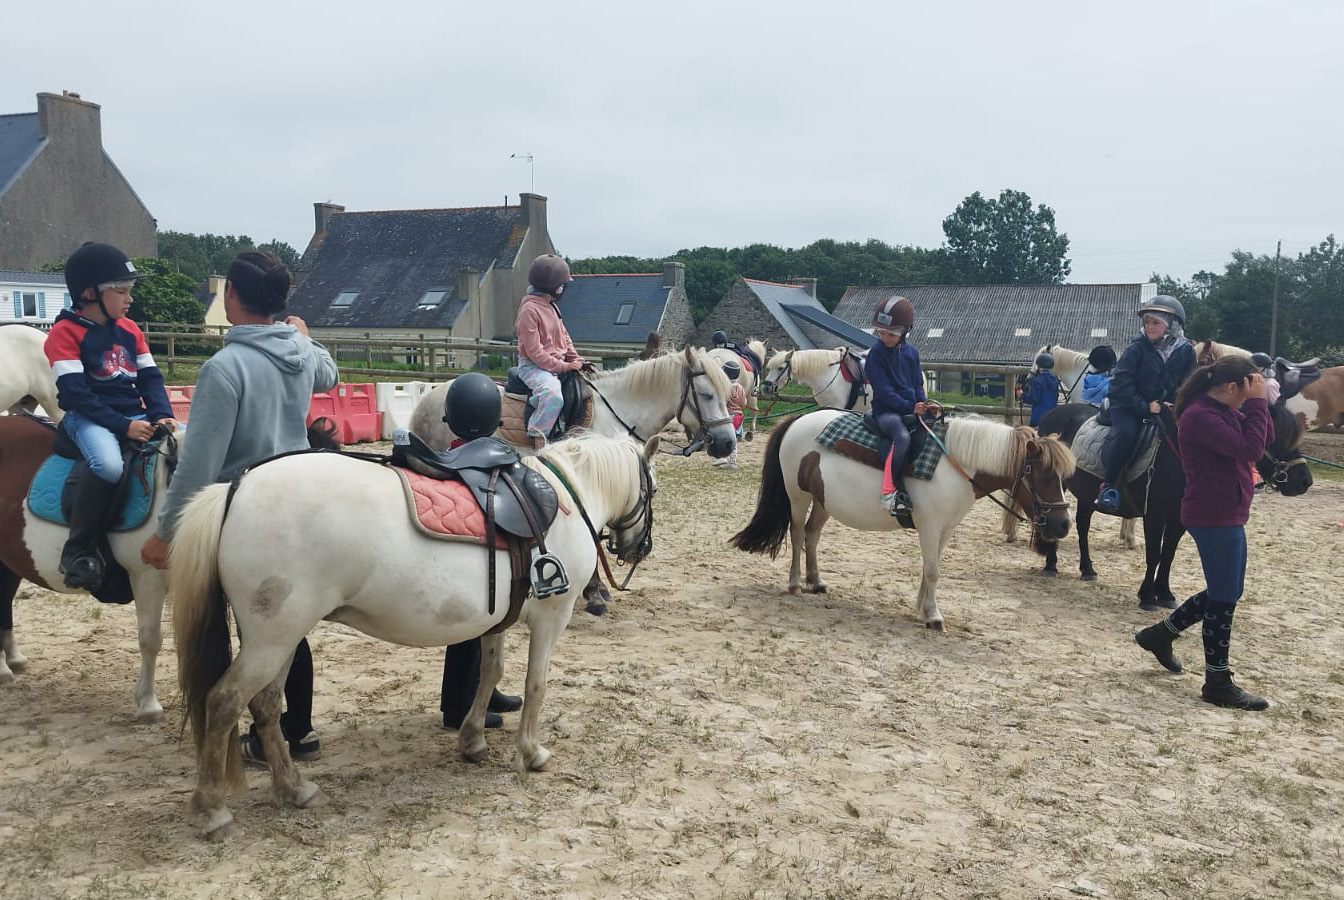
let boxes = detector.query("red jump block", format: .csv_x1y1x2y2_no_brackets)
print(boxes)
166,385,195,423
307,383,382,444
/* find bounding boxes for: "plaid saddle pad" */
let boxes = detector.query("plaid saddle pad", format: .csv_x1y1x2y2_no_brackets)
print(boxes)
815,412,948,480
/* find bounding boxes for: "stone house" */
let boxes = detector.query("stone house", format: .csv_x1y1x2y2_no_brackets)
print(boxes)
287,194,557,362
694,277,873,352
0,91,155,270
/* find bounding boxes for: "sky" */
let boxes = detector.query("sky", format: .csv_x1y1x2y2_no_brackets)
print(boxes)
6,0,1341,284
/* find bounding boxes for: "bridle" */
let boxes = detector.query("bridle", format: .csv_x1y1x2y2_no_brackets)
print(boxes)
540,448,658,591
761,351,795,398
585,365,731,456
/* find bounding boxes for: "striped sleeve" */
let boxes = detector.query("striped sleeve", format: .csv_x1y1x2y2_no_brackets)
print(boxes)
121,319,173,421
123,318,157,370
44,321,86,379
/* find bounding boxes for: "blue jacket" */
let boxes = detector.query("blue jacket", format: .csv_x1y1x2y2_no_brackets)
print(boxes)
1080,373,1111,405
44,309,172,435
1109,333,1196,417
1022,370,1060,426
865,341,926,416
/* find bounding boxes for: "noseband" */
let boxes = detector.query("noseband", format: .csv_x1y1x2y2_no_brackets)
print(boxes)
762,351,795,396
1010,455,1070,528
678,367,732,444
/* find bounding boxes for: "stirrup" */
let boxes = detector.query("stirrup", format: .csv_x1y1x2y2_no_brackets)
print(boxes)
530,552,569,598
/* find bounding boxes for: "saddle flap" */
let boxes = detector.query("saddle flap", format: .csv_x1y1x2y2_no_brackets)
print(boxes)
396,432,520,477
456,464,559,539
839,349,866,384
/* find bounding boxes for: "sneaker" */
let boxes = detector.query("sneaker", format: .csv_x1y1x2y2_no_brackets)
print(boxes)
239,729,322,766
1096,484,1121,513
712,458,729,467
725,463,739,470
882,491,911,516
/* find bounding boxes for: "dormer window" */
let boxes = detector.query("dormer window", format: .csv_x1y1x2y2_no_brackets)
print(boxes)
927,327,945,337
1014,327,1031,337
1091,327,1108,338
331,291,359,308
615,302,635,325
417,289,447,309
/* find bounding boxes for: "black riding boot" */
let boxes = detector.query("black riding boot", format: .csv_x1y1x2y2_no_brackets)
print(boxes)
59,472,119,591
1134,623,1183,673
1202,670,1269,711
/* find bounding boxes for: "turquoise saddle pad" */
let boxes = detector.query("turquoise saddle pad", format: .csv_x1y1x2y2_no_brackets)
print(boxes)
815,411,948,481
27,451,159,531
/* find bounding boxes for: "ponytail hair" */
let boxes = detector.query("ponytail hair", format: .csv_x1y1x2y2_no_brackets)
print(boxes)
226,251,291,318
1175,356,1258,418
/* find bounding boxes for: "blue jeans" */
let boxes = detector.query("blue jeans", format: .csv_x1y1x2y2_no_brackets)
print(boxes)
63,409,143,483
1188,525,1248,608
1102,408,1142,484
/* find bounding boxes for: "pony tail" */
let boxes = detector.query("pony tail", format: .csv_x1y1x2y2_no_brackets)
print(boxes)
729,415,799,557
1175,364,1215,418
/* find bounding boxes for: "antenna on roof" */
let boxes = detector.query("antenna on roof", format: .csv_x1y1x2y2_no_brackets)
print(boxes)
510,152,535,193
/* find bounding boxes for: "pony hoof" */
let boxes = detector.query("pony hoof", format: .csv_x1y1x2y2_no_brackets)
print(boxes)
787,585,802,595
585,598,609,616
136,708,166,725
462,745,490,764
527,748,554,772
1081,573,1097,582
5,657,26,674
744,431,754,442
293,782,328,809
1038,569,1058,578
0,669,12,685
925,620,945,632
809,584,828,594
197,810,236,842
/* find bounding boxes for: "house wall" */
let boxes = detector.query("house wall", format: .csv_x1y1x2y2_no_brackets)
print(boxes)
483,192,555,341
693,281,797,350
2,278,70,323
0,93,155,270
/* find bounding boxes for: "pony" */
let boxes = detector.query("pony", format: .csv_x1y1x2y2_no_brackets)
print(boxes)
410,348,735,613
0,414,177,719
761,347,870,412
1036,402,1312,608
730,411,1075,630
1031,344,1095,403
706,339,766,439
1005,403,1140,551
0,324,60,420
1194,339,1344,431
172,432,660,840
409,347,736,457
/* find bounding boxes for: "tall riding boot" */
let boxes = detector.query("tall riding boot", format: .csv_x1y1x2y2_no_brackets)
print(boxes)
1202,670,1269,711
59,472,120,591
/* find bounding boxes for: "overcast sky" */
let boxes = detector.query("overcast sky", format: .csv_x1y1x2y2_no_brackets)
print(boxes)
7,0,1340,283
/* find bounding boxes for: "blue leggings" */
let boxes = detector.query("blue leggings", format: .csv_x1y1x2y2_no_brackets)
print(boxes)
1163,525,1247,672
872,411,911,489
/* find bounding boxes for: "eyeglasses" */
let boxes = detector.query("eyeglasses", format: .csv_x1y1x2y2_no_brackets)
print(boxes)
98,281,135,292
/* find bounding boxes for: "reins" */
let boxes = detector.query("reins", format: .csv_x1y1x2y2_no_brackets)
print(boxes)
537,453,655,592
917,415,1066,526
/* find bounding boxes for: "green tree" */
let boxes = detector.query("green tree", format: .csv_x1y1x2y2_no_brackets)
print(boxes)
127,257,205,326
1287,235,1344,359
942,189,1071,284
156,231,300,284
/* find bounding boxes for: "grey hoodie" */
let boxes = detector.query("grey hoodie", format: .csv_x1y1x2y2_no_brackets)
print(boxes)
156,324,338,540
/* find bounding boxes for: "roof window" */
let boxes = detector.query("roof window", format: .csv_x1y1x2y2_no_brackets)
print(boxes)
615,302,635,325
1014,328,1031,337
926,327,945,338
1090,327,1108,338
417,289,447,309
331,291,359,308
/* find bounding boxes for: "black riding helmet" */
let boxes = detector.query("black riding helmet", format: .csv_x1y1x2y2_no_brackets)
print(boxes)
1035,352,1055,370
443,372,502,440
1087,345,1117,372
721,359,741,380
712,330,728,348
64,242,141,319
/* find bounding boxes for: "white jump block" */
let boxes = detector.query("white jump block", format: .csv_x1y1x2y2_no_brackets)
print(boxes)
376,381,434,438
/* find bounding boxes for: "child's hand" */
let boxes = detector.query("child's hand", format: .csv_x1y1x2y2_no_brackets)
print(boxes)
126,420,155,442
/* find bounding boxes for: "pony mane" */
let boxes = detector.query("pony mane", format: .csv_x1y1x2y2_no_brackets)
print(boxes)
744,338,766,360
1037,344,1089,369
768,348,840,380
1270,402,1304,452
526,431,641,514
591,347,732,398
944,417,1075,478
1196,340,1253,364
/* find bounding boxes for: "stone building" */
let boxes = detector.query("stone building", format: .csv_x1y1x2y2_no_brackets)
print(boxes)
0,91,155,270
559,263,696,357
694,277,872,351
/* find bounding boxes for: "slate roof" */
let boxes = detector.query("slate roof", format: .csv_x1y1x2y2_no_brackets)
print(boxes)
743,279,829,348
0,270,65,286
561,274,669,345
833,284,1156,365
780,304,875,350
287,206,529,329
0,114,44,194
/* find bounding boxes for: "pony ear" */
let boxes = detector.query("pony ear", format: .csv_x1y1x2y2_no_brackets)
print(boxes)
684,346,697,365
643,435,660,461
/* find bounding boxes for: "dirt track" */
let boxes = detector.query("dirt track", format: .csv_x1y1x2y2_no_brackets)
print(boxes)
2,429,1342,899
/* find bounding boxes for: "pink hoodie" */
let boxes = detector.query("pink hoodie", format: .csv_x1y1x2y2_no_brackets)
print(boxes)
516,293,582,373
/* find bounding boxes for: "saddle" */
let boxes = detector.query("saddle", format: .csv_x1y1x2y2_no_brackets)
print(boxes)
503,368,587,441
815,412,947,476
1072,416,1160,517
1272,357,1322,401
727,343,762,382
838,349,868,410
390,431,565,633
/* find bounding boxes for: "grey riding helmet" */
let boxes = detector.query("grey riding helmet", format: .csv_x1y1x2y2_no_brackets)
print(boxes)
1137,294,1185,326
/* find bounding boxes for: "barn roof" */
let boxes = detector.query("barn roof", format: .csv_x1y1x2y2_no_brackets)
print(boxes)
833,283,1156,365
286,206,528,329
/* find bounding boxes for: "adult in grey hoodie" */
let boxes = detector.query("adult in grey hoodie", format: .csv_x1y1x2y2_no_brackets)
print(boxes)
140,251,337,762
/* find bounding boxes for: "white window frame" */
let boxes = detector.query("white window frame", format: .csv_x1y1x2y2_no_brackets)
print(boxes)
417,289,447,309
615,302,635,325
926,327,945,338
1014,327,1031,337
331,291,359,308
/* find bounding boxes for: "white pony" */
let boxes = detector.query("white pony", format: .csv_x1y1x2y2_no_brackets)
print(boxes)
409,347,736,456
172,432,660,840
761,347,872,412
0,415,176,719
1,324,60,420
731,411,1075,630
706,339,766,438
1031,344,1094,403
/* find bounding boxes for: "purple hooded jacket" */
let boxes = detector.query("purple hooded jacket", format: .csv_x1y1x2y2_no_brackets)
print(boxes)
1177,394,1271,528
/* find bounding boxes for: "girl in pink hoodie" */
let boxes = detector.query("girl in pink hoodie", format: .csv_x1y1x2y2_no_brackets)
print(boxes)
515,255,584,444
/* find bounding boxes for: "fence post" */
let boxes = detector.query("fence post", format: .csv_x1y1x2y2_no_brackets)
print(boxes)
168,335,176,376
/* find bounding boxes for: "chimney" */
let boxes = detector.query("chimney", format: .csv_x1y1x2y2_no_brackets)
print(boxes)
314,202,344,235
519,192,548,233
457,267,480,304
36,90,101,144
790,276,818,298
663,261,685,290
